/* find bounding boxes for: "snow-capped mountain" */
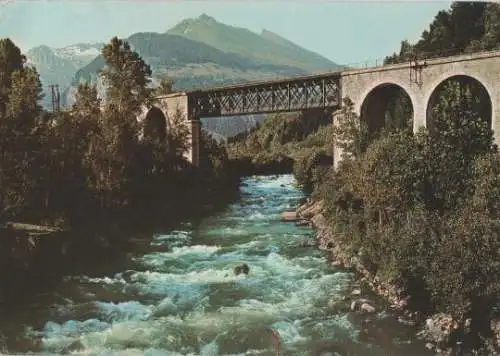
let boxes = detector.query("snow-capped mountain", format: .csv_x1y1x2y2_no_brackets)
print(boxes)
26,43,104,109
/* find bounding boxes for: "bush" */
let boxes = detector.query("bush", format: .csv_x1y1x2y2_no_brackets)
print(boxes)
226,108,333,176
293,149,332,193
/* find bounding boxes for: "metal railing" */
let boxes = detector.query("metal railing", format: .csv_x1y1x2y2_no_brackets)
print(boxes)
342,44,500,70
343,58,387,69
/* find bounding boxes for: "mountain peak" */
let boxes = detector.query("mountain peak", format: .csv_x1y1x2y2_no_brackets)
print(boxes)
167,16,338,71
198,13,216,23
167,13,219,35
28,44,54,54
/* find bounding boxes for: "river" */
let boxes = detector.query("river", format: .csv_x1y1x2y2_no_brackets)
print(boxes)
0,174,431,355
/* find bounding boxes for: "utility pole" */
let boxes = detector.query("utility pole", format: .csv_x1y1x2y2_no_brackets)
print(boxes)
49,84,60,113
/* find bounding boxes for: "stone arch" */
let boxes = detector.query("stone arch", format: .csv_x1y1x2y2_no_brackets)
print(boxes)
143,106,167,142
359,82,414,135
425,74,493,134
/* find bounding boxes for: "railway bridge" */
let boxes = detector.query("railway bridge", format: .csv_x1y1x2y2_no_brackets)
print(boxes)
138,50,500,167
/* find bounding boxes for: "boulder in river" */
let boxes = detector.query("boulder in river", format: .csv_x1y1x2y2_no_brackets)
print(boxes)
360,302,376,314
234,263,250,276
299,239,317,248
153,297,178,317
351,288,362,296
351,298,376,313
298,200,324,219
295,219,310,227
281,211,298,221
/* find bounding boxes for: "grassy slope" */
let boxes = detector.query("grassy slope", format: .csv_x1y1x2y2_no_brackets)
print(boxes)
167,14,341,72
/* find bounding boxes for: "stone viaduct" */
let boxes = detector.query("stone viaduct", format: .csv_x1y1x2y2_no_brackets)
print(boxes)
138,50,500,167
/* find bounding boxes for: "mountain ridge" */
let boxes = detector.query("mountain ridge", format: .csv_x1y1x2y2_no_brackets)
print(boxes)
166,14,336,72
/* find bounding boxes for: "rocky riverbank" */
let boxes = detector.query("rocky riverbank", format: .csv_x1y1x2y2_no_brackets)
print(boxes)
284,199,500,355
0,222,69,305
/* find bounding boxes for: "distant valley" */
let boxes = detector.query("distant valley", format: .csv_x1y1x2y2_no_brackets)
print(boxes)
26,14,343,138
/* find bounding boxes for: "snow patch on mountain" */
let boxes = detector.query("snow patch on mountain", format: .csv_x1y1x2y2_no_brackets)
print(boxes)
54,45,102,60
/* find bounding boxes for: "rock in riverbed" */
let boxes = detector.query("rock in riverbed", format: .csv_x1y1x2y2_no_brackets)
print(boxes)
350,299,377,314
281,211,298,221
234,263,250,276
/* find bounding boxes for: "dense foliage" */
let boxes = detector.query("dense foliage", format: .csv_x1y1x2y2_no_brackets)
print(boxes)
385,2,500,63
227,108,333,177
0,37,236,231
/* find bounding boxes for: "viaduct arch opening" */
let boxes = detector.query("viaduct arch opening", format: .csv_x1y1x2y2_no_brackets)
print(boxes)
143,106,167,143
360,83,414,137
426,75,492,136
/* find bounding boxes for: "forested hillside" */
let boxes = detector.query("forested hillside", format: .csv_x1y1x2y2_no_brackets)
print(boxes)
385,2,500,63
226,108,333,176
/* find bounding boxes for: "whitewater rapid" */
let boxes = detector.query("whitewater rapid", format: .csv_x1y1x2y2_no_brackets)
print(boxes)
0,175,429,355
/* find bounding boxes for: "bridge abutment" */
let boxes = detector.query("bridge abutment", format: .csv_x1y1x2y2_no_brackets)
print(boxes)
141,92,201,166
412,97,427,133
190,119,201,167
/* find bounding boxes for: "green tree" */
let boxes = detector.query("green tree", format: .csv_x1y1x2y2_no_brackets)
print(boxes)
385,2,500,64
85,107,139,211
332,97,369,160
100,37,153,115
165,107,191,157
425,80,494,212
0,38,25,114
0,58,45,221
81,36,156,212
383,91,413,134
5,67,44,127
72,82,102,120
480,3,500,50
154,74,174,96
384,40,415,64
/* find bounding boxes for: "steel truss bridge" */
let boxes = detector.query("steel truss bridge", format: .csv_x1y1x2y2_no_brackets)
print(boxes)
186,72,342,118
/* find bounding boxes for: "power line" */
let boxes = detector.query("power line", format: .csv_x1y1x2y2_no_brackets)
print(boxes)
49,84,60,113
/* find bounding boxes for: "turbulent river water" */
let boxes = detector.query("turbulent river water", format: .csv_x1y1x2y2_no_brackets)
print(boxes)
0,175,431,355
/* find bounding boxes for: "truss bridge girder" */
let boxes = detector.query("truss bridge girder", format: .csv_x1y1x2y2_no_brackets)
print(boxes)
188,74,341,118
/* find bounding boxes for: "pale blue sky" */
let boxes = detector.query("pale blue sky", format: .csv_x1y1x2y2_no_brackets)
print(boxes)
0,0,451,65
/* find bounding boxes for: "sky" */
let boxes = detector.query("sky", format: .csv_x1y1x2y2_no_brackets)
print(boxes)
0,0,452,65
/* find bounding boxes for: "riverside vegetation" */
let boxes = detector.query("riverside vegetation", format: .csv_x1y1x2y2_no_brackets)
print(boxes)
227,2,500,354
0,36,239,304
